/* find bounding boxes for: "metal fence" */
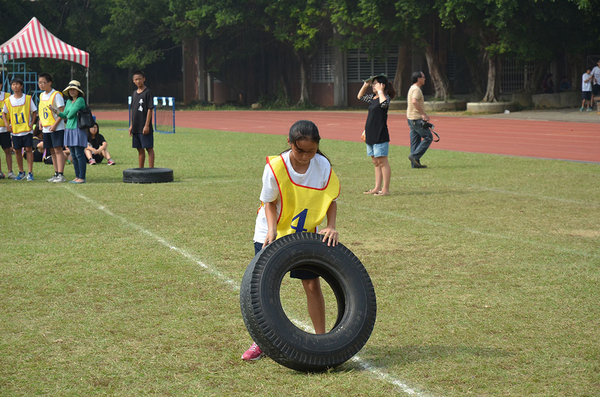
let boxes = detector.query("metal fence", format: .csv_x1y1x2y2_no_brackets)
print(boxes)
500,59,537,93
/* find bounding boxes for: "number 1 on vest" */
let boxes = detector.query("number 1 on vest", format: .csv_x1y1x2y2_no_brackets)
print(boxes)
291,209,308,233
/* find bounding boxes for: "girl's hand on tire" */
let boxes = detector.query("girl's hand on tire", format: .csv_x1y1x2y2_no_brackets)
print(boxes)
318,226,338,247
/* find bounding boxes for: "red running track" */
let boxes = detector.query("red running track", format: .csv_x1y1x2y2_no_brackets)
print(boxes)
96,110,600,163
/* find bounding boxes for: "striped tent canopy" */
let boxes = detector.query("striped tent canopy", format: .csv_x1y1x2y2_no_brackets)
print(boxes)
0,17,89,68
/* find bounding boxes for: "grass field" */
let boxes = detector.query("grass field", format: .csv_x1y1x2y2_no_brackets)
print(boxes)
1,119,599,396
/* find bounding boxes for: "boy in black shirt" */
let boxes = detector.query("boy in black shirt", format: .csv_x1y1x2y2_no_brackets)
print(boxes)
129,70,155,168
85,122,115,165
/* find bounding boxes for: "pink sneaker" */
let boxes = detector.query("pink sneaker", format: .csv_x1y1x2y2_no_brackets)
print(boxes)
241,342,264,361
89,158,96,165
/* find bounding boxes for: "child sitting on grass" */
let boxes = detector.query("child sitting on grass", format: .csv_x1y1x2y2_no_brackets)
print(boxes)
85,122,115,165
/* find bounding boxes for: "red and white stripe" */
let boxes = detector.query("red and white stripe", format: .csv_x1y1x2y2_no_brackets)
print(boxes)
0,17,89,68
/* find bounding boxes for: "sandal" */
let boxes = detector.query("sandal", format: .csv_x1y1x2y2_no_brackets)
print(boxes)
363,189,381,195
374,191,390,196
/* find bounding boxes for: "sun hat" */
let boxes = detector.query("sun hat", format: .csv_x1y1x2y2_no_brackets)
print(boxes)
63,80,84,97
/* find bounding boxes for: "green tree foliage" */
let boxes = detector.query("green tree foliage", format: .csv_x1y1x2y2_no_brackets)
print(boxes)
3,0,599,103
262,0,332,104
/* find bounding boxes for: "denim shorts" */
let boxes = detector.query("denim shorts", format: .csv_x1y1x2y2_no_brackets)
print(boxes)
366,141,389,158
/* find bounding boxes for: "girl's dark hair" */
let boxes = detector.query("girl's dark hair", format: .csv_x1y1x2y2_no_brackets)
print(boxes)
282,120,330,163
374,75,396,99
87,122,99,138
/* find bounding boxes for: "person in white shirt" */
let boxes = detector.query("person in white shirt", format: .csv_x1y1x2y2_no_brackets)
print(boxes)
38,73,67,182
590,60,600,109
2,77,37,181
581,67,593,111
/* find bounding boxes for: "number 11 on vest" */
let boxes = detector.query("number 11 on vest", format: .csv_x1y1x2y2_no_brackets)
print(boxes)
291,209,309,233
14,112,26,125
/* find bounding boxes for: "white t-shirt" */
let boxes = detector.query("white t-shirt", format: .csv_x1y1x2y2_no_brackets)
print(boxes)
253,151,334,243
40,89,66,133
582,73,593,92
591,66,600,85
2,94,37,136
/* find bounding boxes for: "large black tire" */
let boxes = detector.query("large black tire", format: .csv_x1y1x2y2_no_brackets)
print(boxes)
240,233,377,372
122,168,173,184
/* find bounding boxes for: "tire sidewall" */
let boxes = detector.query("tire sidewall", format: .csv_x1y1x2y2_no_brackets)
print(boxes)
240,233,376,371
122,167,173,183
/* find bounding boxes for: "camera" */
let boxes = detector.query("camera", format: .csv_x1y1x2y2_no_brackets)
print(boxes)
422,121,433,129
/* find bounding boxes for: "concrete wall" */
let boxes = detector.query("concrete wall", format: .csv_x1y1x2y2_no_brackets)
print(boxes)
310,83,335,107
532,92,580,108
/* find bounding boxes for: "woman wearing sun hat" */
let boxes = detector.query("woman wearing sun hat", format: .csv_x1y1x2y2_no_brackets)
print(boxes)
49,80,88,183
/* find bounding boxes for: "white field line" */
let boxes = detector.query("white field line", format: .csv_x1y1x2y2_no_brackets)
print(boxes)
67,187,429,396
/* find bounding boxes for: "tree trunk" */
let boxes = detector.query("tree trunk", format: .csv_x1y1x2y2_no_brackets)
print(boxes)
424,43,451,100
482,54,500,102
566,53,582,92
464,52,486,97
295,50,311,106
421,16,451,100
394,43,409,98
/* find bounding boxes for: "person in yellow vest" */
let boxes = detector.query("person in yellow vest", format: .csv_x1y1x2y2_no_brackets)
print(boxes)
2,77,37,181
242,120,341,361
0,89,14,179
38,73,67,183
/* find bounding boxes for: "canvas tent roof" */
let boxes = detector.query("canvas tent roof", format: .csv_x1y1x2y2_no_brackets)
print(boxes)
0,17,89,68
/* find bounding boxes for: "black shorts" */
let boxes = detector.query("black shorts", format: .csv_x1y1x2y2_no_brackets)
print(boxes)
92,153,104,163
12,134,33,150
593,84,600,96
253,241,319,280
43,130,65,149
0,132,11,149
132,133,154,149
582,91,592,100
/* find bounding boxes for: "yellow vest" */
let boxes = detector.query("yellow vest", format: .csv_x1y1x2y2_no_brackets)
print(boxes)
266,155,340,238
4,95,32,134
0,92,9,128
39,91,62,128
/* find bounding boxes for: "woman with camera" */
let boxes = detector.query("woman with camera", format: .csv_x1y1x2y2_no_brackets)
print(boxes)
357,74,396,196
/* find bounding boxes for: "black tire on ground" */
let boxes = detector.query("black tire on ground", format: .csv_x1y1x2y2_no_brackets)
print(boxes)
122,168,173,184
240,233,377,372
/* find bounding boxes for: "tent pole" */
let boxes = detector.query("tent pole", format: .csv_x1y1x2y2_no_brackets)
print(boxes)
86,68,89,103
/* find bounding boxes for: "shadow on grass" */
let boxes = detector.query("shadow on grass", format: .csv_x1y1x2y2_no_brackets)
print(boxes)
333,344,514,373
